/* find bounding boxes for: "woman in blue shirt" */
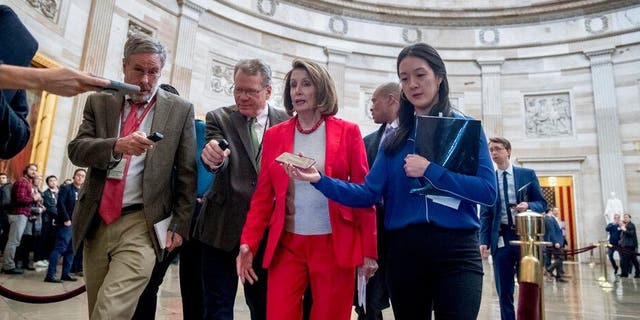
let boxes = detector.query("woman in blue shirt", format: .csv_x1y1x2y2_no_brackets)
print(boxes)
286,43,497,319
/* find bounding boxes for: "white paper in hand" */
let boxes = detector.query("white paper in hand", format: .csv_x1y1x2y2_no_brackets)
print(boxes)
153,215,173,249
357,266,367,312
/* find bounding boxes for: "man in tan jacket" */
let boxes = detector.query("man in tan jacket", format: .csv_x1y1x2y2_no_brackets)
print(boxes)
67,33,196,319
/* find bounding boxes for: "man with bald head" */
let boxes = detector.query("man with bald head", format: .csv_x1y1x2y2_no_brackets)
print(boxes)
356,82,400,320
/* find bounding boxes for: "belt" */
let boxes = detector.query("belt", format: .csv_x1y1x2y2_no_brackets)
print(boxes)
121,204,144,215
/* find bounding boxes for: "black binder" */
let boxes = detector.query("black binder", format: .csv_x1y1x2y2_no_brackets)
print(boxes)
410,115,481,195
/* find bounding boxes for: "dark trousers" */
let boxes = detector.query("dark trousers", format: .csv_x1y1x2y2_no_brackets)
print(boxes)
620,246,640,276
16,233,37,267
180,238,204,320
492,228,520,320
71,240,83,273
546,247,564,278
46,225,73,278
387,223,483,320
132,247,180,320
201,239,268,320
34,216,54,261
607,247,618,272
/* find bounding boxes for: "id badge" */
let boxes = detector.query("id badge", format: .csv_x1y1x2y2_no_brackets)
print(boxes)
497,236,505,248
107,158,127,180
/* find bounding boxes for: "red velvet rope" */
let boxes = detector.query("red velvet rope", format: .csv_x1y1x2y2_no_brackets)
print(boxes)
0,283,85,304
613,245,640,256
544,245,598,257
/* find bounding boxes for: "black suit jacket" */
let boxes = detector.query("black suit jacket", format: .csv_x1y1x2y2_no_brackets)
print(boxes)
363,124,388,255
621,221,639,248
57,184,78,223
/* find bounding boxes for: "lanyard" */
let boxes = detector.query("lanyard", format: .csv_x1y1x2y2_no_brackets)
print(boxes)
120,94,157,136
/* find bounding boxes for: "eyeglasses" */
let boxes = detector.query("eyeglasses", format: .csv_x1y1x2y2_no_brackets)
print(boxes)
130,67,161,79
232,85,267,97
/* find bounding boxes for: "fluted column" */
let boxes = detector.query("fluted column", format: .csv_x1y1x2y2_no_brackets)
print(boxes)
476,58,504,138
172,0,204,98
584,48,627,209
63,0,116,178
324,48,349,106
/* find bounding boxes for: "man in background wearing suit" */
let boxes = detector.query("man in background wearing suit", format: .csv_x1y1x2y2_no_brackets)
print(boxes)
356,82,400,320
619,213,640,278
196,59,289,320
479,137,547,320
67,33,196,319
544,206,566,282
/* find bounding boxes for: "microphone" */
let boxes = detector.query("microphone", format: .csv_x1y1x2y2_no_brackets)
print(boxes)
102,80,141,95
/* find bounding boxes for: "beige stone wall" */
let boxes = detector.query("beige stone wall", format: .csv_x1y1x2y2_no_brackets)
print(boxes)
6,0,639,253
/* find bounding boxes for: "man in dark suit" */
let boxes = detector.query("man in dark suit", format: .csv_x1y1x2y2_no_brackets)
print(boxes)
67,33,196,319
479,137,547,320
544,206,566,282
619,213,640,278
605,213,622,274
356,82,400,320
195,59,289,320
44,169,85,283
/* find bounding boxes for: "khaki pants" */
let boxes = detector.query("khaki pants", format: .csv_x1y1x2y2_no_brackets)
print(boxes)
83,211,156,320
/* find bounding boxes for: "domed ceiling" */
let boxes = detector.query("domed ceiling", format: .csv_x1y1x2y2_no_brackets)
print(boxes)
284,0,640,26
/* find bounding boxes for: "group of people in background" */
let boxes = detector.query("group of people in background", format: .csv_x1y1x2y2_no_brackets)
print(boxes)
0,165,85,283
606,213,640,278
3,4,639,320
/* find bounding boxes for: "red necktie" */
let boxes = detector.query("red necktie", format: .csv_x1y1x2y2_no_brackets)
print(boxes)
98,102,143,224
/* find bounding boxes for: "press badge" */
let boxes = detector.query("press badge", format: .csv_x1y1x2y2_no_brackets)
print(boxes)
497,236,505,248
107,158,127,180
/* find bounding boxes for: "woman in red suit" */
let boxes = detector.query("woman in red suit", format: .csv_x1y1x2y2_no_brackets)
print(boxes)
237,58,377,320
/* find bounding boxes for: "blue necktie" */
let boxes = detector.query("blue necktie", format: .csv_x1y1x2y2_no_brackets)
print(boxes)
503,171,513,227
382,125,396,142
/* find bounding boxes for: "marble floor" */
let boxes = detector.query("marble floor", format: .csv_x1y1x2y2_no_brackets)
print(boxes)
0,258,638,319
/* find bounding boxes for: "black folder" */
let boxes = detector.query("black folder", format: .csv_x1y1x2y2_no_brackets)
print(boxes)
410,115,481,195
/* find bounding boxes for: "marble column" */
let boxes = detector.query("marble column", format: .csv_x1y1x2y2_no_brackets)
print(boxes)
172,0,204,98
584,48,628,210
324,48,349,106
476,58,504,138
63,0,116,178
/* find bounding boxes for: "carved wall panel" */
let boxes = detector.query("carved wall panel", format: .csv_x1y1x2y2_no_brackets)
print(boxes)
524,92,573,138
128,20,154,37
209,61,234,96
24,0,61,23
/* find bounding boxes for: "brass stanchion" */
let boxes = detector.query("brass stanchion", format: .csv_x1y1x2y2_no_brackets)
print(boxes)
510,210,550,320
597,240,613,289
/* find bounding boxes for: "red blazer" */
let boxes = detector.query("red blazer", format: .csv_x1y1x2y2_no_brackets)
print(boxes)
241,116,377,268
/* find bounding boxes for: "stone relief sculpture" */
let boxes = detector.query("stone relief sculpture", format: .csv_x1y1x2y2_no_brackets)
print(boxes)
25,0,60,22
257,0,277,17
524,93,572,138
209,62,234,96
127,21,154,38
329,16,348,35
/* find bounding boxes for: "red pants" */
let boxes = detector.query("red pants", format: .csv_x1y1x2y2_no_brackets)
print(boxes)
267,232,355,320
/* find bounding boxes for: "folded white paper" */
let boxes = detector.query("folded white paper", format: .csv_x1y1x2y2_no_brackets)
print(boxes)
357,266,367,312
153,215,173,249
